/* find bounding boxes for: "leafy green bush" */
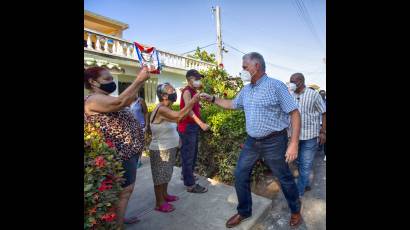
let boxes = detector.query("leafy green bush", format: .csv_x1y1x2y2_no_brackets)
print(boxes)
84,123,124,229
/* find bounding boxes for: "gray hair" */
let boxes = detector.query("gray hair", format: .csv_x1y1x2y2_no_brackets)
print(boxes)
156,82,172,101
242,52,266,72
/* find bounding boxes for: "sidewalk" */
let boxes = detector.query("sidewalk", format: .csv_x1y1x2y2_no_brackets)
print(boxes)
252,150,326,230
124,156,272,230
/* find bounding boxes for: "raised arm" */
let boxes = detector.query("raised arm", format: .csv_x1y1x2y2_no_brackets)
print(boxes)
86,67,151,113
183,90,210,131
158,93,201,123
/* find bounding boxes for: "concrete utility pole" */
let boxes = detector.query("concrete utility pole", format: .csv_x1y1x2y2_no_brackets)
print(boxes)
213,6,223,65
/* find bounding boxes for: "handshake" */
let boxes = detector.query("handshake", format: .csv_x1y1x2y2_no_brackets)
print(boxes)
191,93,214,104
187,93,214,132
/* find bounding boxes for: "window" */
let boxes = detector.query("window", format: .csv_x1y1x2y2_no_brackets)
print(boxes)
117,80,157,104
118,82,131,95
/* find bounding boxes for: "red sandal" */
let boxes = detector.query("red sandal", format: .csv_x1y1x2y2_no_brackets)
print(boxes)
165,195,179,202
154,202,175,213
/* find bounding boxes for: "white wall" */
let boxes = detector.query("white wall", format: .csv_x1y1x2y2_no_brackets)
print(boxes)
117,66,187,104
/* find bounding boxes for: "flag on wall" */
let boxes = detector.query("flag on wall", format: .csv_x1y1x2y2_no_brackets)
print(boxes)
134,42,161,74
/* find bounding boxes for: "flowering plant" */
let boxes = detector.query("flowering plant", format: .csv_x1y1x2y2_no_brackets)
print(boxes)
84,123,124,229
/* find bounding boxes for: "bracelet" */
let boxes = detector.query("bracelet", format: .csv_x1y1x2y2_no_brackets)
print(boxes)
211,96,216,103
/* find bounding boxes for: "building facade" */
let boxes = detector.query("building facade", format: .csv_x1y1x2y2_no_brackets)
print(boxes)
84,10,216,104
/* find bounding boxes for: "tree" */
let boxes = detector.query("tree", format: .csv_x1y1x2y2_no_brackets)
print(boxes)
187,47,217,64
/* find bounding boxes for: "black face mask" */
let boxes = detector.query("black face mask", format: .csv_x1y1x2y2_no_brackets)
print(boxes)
167,93,177,102
98,82,117,94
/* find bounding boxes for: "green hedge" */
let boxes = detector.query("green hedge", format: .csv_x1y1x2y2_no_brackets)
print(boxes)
197,104,268,184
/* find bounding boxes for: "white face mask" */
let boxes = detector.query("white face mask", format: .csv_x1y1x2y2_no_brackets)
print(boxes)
192,80,202,88
288,83,297,92
239,70,252,83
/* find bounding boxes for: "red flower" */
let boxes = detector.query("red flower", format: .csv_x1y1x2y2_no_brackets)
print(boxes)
98,179,113,192
95,156,105,168
219,63,224,68
239,144,244,149
88,207,97,215
101,213,117,222
105,139,114,148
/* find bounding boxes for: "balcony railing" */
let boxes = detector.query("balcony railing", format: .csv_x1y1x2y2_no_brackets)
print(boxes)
84,28,217,71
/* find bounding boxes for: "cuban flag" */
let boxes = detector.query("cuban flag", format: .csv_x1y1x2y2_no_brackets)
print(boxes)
134,42,161,74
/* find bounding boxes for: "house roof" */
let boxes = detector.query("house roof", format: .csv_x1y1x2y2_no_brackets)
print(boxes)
84,10,129,31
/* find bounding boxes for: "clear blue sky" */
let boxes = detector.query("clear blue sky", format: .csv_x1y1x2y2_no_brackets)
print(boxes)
85,0,326,89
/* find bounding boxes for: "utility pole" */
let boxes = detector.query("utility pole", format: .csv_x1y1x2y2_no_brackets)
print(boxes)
213,6,223,65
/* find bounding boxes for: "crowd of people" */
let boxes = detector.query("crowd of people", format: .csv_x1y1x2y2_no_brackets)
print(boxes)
84,52,326,229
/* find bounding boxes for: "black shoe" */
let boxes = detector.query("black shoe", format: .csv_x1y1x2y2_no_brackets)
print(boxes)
304,186,311,192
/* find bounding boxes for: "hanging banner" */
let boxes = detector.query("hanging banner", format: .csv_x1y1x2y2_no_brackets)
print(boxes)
134,42,161,74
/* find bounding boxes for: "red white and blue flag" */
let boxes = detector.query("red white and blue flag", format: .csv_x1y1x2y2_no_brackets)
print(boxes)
134,42,161,74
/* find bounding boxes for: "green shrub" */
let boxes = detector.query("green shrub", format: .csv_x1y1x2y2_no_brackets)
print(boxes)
197,104,269,184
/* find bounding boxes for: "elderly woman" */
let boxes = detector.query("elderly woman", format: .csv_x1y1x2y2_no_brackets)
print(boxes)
84,66,151,228
149,83,201,212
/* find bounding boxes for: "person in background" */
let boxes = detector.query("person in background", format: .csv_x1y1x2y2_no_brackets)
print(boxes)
177,69,210,193
149,83,201,212
319,90,326,161
201,52,303,228
289,73,326,196
84,66,151,228
130,93,149,168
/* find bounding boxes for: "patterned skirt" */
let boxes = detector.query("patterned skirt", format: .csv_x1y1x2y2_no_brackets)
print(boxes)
149,147,177,185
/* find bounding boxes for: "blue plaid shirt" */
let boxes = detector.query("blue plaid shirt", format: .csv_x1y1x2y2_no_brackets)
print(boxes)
233,75,298,138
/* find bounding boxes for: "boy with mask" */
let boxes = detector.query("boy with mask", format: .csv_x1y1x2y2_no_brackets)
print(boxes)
177,69,210,193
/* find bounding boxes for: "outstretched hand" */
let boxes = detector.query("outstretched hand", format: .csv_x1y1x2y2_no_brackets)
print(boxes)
199,93,213,103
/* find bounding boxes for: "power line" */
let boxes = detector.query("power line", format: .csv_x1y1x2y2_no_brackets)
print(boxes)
224,42,325,74
224,42,298,72
180,43,216,55
292,0,324,50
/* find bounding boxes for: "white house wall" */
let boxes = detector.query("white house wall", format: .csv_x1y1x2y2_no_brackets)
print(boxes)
118,65,187,104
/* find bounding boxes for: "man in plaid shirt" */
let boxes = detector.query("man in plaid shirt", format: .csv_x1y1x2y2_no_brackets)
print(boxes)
201,52,303,228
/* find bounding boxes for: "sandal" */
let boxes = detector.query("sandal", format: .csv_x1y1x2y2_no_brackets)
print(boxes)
154,202,175,213
165,195,179,202
187,184,208,193
124,216,140,224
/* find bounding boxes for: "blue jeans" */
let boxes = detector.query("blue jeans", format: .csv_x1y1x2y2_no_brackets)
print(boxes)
179,123,199,187
296,138,319,196
235,132,301,217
